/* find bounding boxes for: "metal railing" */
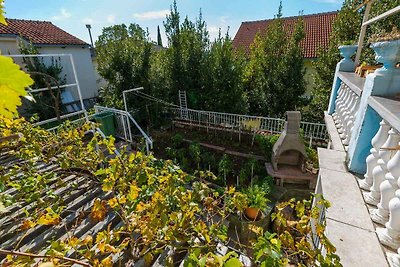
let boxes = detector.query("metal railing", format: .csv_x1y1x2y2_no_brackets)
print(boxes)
170,108,328,143
94,106,153,154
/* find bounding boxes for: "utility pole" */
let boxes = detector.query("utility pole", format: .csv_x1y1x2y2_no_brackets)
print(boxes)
85,24,94,48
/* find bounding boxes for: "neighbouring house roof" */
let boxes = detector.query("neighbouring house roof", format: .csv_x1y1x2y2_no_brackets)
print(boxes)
0,18,88,46
233,11,338,59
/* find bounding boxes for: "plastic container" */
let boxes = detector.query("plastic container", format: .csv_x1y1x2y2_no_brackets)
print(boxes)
94,112,116,137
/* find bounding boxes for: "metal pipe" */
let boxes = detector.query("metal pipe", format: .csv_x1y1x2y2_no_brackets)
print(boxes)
355,1,373,66
69,54,89,122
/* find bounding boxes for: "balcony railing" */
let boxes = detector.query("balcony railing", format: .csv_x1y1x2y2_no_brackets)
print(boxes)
322,14,400,265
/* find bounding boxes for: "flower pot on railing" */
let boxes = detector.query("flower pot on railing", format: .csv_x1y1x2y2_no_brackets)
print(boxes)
338,45,358,72
370,40,400,75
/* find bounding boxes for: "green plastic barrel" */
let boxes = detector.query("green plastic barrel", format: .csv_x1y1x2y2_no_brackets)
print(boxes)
94,112,116,137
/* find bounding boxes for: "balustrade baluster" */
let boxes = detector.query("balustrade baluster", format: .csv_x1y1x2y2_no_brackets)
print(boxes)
377,189,400,250
372,138,400,225
388,248,400,267
334,86,350,123
359,120,390,190
335,88,352,127
364,128,400,205
338,92,357,135
342,97,360,145
332,83,347,120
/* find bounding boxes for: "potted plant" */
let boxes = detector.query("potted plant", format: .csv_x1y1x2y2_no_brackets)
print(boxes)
338,40,358,72
369,26,400,75
243,184,269,221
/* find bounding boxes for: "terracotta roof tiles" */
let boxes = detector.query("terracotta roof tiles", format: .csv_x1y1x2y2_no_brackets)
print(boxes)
0,18,88,46
233,11,337,58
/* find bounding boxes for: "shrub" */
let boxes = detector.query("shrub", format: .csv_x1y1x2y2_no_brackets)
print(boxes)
256,134,280,161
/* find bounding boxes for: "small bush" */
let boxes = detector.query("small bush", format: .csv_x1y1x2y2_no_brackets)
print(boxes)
256,134,280,161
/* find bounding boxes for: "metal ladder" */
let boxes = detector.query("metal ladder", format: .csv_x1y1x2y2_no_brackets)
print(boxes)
178,90,188,120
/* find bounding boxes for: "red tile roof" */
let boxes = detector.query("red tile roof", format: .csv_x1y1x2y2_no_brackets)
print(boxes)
0,18,88,46
233,11,337,59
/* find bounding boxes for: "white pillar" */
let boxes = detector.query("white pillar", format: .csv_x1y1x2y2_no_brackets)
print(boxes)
371,137,400,225
364,128,400,205
342,97,360,145
332,83,346,120
359,120,390,190
338,92,357,135
388,248,400,267
335,89,352,128
377,189,400,249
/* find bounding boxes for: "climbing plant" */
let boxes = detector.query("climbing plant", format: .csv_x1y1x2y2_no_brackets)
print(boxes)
0,115,342,266
0,0,34,118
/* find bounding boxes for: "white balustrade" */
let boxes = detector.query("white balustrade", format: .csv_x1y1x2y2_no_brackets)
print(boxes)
359,120,391,190
332,83,347,120
333,85,350,123
338,92,356,133
335,87,352,127
364,128,400,205
342,96,360,145
377,189,400,250
371,138,400,225
388,248,400,267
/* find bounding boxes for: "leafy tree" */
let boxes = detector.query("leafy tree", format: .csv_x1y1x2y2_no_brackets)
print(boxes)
20,43,66,121
205,31,247,113
244,2,306,117
157,25,163,47
96,23,152,109
303,1,361,122
303,0,400,122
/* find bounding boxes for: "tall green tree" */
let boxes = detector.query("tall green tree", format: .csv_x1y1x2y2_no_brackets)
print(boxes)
157,25,163,47
245,2,306,117
206,31,247,113
96,23,152,109
303,0,399,122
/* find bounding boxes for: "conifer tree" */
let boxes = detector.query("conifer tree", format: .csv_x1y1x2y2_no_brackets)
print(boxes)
157,25,163,47
245,2,306,117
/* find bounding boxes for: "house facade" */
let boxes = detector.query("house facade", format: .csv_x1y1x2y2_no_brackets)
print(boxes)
233,11,337,94
0,19,98,103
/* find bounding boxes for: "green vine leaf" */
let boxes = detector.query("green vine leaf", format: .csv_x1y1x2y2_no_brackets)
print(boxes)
0,56,33,118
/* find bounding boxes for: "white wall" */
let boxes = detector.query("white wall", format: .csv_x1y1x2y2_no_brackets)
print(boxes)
0,37,99,101
38,46,98,100
0,37,19,54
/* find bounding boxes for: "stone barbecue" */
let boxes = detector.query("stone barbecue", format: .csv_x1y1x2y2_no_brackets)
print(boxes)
266,111,316,188
272,111,307,171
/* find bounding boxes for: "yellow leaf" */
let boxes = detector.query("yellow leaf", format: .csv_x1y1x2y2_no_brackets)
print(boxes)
20,219,36,230
0,0,6,25
101,256,113,267
68,237,80,247
108,197,118,208
37,208,60,226
38,262,55,267
136,202,146,212
127,183,140,202
98,243,118,253
0,56,33,118
118,196,126,204
91,199,107,222
81,235,93,245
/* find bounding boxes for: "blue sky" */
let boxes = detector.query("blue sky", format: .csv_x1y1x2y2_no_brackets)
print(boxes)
4,0,344,45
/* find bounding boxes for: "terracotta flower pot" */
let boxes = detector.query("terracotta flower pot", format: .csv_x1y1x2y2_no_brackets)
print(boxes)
244,207,261,221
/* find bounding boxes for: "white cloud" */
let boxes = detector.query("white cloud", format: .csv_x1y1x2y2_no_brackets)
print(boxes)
208,26,221,34
82,17,94,24
133,9,169,20
107,14,116,24
51,8,71,21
